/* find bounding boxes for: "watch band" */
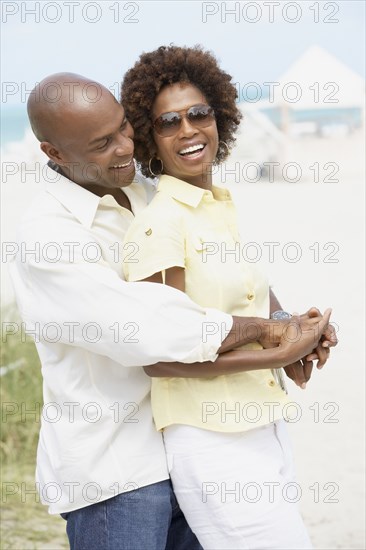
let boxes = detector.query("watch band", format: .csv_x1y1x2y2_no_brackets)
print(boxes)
271,310,292,320
270,311,290,393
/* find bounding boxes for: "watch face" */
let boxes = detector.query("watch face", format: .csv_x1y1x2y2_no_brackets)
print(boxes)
271,310,292,320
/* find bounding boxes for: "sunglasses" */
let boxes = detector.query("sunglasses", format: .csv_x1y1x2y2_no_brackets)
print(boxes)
152,104,215,137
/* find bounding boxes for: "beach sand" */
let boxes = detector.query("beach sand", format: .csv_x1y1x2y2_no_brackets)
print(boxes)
1,130,365,548
227,131,365,549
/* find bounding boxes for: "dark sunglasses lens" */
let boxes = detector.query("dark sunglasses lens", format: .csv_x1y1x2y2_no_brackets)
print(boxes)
155,112,181,135
154,105,214,136
187,105,214,125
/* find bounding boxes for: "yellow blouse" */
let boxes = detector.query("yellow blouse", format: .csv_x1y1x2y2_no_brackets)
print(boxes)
124,175,289,432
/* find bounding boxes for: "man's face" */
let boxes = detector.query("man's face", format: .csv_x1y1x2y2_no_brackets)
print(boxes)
55,91,135,189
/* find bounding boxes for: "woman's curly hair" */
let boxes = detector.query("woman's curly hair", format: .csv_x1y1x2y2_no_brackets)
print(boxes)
121,45,242,178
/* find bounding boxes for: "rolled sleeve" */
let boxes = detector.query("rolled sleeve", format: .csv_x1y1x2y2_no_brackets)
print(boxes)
184,307,233,363
123,204,185,282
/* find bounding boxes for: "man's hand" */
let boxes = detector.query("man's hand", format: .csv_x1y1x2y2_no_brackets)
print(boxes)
283,308,337,388
260,309,312,350
259,318,289,349
261,306,337,366
278,309,332,369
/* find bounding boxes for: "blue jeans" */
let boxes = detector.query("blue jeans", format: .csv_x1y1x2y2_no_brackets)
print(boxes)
60,479,202,550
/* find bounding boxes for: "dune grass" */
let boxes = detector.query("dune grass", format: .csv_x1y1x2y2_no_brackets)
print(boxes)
1,309,67,549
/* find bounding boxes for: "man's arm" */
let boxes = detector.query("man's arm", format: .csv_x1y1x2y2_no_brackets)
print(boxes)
141,270,335,385
143,268,278,354
10,223,236,368
144,310,332,378
135,267,336,384
12,218,319,375
142,267,301,354
12,221,301,368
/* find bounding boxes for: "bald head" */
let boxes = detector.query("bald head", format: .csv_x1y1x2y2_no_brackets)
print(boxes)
27,72,135,191
27,72,118,144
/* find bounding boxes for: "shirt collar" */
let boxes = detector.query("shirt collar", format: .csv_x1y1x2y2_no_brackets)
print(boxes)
45,165,100,227
44,164,149,227
157,175,232,208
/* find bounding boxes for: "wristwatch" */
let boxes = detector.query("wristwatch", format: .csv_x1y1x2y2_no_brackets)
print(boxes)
271,310,292,320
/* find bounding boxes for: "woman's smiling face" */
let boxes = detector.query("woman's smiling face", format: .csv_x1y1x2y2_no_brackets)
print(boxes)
151,82,219,188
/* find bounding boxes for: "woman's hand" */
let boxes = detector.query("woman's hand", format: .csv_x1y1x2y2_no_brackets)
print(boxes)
304,307,338,368
282,308,337,388
283,358,315,389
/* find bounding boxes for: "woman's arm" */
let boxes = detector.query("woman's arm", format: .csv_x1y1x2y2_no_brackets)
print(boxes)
144,348,282,378
144,266,185,290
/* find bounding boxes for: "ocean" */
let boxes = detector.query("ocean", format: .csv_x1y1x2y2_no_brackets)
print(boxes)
262,105,362,129
1,102,362,150
1,104,31,147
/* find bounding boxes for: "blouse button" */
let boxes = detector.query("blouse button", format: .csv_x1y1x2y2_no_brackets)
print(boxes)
247,292,255,300
268,380,275,387
145,228,152,236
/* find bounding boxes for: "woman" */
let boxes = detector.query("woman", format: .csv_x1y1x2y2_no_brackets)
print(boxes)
121,45,330,549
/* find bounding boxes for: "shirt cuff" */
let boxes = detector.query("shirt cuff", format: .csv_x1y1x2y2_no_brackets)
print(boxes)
182,308,233,364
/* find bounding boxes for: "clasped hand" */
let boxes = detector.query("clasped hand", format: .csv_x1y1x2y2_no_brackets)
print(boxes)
261,308,338,388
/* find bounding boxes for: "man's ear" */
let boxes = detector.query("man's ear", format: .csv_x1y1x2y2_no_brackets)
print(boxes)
40,142,66,165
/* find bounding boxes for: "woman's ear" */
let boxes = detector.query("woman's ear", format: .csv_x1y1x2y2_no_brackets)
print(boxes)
149,145,158,159
150,150,161,162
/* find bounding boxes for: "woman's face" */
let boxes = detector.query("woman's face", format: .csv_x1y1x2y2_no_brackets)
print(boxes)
151,83,219,187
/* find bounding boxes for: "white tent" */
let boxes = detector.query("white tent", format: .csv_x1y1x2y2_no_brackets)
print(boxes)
253,46,365,136
229,102,285,165
257,45,365,110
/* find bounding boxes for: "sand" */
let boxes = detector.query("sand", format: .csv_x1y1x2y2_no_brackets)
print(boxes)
228,130,365,549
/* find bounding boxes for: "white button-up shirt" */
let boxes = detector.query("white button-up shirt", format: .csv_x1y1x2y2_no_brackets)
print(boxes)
9,165,232,514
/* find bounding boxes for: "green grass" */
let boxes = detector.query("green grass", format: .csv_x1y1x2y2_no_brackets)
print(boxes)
1,465,67,550
1,307,68,549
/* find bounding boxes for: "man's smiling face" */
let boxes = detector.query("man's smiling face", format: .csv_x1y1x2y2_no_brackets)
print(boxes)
53,91,136,190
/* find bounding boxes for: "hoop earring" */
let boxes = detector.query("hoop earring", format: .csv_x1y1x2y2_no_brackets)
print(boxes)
148,157,164,177
218,141,230,157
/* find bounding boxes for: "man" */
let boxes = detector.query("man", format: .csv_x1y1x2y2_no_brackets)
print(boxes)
10,73,335,550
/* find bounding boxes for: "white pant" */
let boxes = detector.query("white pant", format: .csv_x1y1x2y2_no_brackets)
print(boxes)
163,421,313,550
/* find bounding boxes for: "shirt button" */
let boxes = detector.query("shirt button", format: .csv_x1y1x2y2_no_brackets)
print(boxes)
268,380,275,387
247,292,255,300
145,228,152,236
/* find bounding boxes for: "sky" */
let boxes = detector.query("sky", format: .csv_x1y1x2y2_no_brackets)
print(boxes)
1,0,365,106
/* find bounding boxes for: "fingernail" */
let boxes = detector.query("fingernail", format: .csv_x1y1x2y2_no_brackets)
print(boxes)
301,382,307,389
